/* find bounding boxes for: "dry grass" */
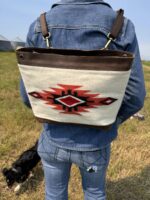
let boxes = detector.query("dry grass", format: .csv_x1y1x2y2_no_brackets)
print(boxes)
0,53,150,200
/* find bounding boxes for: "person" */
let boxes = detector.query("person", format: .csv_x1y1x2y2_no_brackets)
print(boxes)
20,0,146,199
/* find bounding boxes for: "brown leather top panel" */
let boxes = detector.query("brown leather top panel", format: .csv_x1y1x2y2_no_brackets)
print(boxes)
16,47,134,71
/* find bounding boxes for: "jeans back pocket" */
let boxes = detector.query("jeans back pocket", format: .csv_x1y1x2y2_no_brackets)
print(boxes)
82,145,110,171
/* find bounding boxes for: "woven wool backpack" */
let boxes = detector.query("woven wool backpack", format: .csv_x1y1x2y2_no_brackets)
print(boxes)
16,9,134,129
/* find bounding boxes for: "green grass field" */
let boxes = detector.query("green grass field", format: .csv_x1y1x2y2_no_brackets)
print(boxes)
143,61,150,67
0,52,150,200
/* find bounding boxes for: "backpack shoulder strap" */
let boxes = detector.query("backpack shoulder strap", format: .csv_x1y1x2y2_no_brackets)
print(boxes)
110,9,124,39
40,9,124,49
104,9,124,49
40,13,51,48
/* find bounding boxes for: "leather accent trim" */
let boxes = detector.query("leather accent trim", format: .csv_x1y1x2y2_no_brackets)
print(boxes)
110,9,124,39
40,13,49,38
40,8,124,41
16,47,134,71
35,117,112,130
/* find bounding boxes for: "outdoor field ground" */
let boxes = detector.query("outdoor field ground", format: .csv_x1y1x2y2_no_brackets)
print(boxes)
0,52,150,200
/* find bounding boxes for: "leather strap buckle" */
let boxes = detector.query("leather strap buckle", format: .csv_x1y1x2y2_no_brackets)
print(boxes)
43,32,51,48
103,33,115,50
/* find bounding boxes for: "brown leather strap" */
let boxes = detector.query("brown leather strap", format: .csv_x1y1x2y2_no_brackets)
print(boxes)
40,9,124,41
40,13,49,38
109,9,124,39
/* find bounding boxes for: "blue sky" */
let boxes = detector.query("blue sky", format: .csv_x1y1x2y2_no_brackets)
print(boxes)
0,0,149,59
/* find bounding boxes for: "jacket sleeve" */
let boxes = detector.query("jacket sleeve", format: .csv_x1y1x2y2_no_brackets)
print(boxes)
19,22,35,108
117,22,146,124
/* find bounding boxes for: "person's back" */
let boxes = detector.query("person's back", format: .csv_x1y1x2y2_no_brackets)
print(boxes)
20,0,146,199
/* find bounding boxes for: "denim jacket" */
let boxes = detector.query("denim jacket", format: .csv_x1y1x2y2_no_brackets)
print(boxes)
20,0,146,151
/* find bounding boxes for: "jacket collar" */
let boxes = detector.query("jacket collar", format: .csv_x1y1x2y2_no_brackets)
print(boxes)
59,0,103,3
52,0,111,8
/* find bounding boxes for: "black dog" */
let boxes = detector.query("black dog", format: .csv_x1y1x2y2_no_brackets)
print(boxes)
2,140,41,189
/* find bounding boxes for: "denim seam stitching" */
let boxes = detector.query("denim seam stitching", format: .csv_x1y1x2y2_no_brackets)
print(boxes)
68,150,71,163
80,151,84,167
34,25,109,33
54,147,59,160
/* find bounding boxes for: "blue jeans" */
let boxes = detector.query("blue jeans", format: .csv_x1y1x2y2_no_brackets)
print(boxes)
37,132,111,200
